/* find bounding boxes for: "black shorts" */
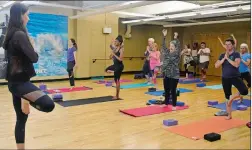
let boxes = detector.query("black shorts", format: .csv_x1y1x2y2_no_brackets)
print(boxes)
199,61,209,69
105,64,124,82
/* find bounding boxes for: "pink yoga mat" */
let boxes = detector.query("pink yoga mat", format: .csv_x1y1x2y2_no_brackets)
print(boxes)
46,86,92,94
120,105,189,117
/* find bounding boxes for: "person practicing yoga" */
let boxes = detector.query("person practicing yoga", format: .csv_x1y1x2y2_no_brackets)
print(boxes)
3,3,55,149
215,38,248,120
239,43,251,89
181,44,194,78
105,35,124,99
67,38,77,87
149,43,161,84
198,42,210,81
161,29,181,110
143,38,154,84
191,42,198,76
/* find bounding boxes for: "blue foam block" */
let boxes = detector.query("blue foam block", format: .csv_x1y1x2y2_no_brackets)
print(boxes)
148,99,157,104
116,83,154,89
176,101,185,106
208,100,218,105
209,99,251,111
163,119,178,126
53,93,63,100
145,88,193,96
237,105,248,111
197,83,206,87
105,82,112,86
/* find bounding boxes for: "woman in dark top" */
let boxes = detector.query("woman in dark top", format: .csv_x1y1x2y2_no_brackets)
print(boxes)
105,35,124,99
67,38,77,87
161,29,181,111
3,3,55,149
215,39,248,120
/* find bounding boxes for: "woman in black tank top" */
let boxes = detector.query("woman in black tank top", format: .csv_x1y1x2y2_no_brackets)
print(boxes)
105,35,124,99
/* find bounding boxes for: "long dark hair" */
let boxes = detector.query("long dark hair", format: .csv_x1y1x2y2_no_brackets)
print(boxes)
3,3,30,50
70,38,77,49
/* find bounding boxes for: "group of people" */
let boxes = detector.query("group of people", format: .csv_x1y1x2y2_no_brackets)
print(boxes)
1,2,251,149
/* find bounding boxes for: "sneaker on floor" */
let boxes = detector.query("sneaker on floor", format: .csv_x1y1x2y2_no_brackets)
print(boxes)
214,110,228,116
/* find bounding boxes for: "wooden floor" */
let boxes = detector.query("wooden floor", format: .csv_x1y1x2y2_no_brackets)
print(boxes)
0,75,250,149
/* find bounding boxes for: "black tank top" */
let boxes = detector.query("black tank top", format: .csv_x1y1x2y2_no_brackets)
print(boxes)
113,47,123,65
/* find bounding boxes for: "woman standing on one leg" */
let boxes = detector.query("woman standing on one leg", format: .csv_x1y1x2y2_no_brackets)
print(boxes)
149,43,161,84
67,38,77,87
215,39,248,120
191,43,198,76
105,35,124,99
181,44,193,78
239,43,251,88
198,42,210,81
143,38,154,84
3,3,55,149
161,29,181,110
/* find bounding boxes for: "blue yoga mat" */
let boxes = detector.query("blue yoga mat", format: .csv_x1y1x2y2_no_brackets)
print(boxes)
209,99,251,111
116,83,155,89
145,88,193,96
179,78,207,84
203,84,234,90
91,76,104,80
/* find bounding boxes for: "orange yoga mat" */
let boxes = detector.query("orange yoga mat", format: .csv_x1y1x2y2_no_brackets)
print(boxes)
167,117,247,140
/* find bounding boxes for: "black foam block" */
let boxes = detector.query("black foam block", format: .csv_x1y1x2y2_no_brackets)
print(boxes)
204,132,221,142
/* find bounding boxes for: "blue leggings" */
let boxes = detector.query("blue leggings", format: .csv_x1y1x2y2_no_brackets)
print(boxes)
8,81,55,144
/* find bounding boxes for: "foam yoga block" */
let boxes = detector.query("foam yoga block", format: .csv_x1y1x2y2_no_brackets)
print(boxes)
105,82,112,87
204,132,221,142
134,74,143,79
52,93,63,102
237,105,247,111
148,99,157,104
98,80,106,83
208,100,218,105
39,84,47,91
197,83,206,87
148,87,156,92
176,101,185,106
188,74,194,78
163,119,178,126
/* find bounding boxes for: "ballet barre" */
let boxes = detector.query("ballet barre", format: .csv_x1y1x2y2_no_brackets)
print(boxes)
92,57,145,63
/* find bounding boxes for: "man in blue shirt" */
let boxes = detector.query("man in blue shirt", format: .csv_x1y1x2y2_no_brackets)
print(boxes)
239,43,251,88
215,39,248,120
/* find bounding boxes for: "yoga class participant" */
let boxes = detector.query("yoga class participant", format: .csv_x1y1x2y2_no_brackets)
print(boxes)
3,3,55,149
161,29,181,110
181,44,193,78
143,38,154,84
105,35,124,99
215,39,248,120
149,43,161,84
198,42,210,81
67,38,77,87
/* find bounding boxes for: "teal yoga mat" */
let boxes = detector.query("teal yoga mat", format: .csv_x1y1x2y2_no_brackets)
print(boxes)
115,83,155,89
203,84,234,90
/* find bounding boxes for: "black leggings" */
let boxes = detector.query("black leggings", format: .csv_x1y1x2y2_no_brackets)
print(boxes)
105,64,124,82
67,61,75,86
142,60,152,77
163,77,179,106
184,61,197,76
222,77,248,100
8,81,55,144
240,72,251,88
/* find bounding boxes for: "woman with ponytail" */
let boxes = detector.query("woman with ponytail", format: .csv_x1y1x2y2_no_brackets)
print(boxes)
67,38,77,87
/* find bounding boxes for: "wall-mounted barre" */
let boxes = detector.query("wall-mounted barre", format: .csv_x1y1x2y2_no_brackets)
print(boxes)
92,57,145,63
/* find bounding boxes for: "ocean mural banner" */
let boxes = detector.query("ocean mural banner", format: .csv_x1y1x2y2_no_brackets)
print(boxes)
27,13,68,76
0,12,68,78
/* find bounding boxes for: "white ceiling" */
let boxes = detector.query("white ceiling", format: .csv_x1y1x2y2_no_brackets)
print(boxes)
0,1,250,27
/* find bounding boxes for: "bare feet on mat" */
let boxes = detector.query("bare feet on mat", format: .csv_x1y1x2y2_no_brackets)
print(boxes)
226,115,232,120
172,106,176,111
21,99,30,115
112,96,119,100
238,96,243,104
70,86,75,90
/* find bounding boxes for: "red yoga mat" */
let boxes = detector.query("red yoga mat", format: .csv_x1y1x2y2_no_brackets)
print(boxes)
46,86,92,94
120,105,189,117
167,117,247,140
95,79,132,84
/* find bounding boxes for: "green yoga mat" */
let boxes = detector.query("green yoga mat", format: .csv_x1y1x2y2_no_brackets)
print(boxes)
114,83,155,89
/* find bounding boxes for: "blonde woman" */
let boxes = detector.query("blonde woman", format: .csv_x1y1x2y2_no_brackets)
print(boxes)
181,44,193,78
149,43,161,84
239,43,251,88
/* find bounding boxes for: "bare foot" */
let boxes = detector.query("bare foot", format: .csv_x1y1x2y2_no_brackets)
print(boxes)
21,99,30,115
172,106,176,111
112,96,119,100
226,115,232,120
70,86,75,90
238,96,243,104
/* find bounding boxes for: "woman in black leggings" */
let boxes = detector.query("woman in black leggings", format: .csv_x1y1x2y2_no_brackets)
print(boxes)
3,3,55,149
161,29,181,110
105,35,124,99
67,38,77,87
215,39,248,120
